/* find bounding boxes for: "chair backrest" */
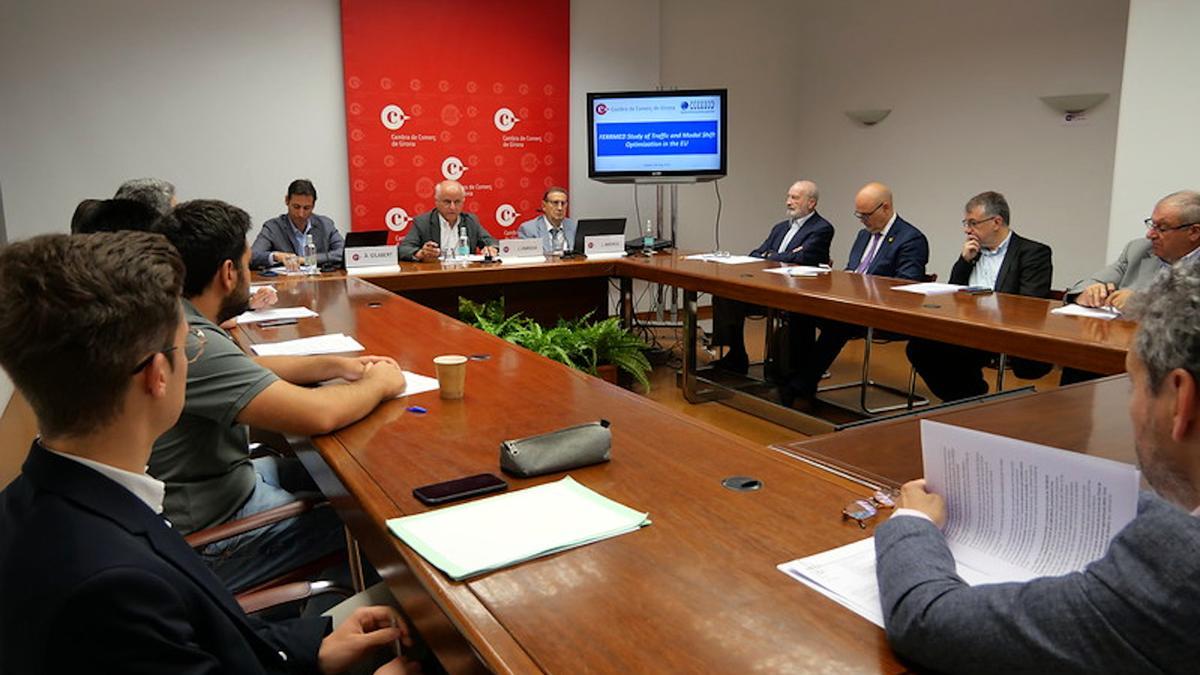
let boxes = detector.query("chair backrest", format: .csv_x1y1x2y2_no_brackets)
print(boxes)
1049,289,1066,301
0,390,37,489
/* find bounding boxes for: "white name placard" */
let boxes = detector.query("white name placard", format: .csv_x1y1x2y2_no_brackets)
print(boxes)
498,238,543,258
345,245,398,269
584,234,625,256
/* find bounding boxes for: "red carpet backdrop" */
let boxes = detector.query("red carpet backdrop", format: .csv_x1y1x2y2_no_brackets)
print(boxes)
341,0,570,243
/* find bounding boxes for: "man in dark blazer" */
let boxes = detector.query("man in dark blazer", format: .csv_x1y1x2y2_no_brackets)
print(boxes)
782,182,929,404
906,191,1053,402
709,180,835,373
251,179,345,270
876,263,1200,673
397,179,498,261
0,232,406,673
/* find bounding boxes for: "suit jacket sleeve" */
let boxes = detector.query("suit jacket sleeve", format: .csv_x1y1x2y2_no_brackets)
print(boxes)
875,505,1189,674
776,219,834,265
1066,239,1134,299
251,222,280,269
316,216,344,266
1013,239,1052,298
470,216,497,249
748,223,780,258
892,230,930,281
396,215,429,261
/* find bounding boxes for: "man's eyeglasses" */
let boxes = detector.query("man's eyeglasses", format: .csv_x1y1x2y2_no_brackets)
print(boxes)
853,202,885,221
544,199,568,207
1144,218,1200,234
962,215,998,229
131,327,207,374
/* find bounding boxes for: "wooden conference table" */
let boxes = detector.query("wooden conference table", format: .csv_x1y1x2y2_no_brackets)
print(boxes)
239,276,910,673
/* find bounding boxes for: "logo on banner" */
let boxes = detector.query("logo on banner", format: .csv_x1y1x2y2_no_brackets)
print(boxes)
493,107,520,132
380,105,410,130
385,207,412,232
595,103,608,115
495,204,520,227
441,156,468,181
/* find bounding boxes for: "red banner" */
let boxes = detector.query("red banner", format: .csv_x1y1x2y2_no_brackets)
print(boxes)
340,0,570,243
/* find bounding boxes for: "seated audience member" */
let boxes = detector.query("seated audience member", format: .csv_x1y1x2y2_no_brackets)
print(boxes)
397,180,498,261
516,187,576,254
68,198,102,233
69,198,160,234
781,182,929,405
1062,189,1200,384
709,180,834,374
153,200,407,592
876,261,1200,673
0,231,408,673
114,176,177,215
906,191,1053,402
251,179,345,271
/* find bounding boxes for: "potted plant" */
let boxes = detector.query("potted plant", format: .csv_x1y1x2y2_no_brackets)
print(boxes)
459,297,651,391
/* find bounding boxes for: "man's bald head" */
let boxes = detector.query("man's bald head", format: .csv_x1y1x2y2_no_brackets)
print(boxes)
434,180,466,224
855,182,895,233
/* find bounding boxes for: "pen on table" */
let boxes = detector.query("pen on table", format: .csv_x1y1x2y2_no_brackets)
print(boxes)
392,616,404,658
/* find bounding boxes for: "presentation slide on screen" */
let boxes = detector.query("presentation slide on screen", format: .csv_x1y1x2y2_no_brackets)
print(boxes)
592,95,722,173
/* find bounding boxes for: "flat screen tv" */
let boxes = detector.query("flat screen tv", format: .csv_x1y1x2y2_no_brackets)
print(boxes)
587,89,727,184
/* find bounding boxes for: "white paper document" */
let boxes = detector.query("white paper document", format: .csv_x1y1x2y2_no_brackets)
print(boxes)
235,306,319,324
1051,304,1122,320
347,264,402,276
892,282,965,295
250,333,365,356
684,253,762,265
779,421,1140,626
762,265,831,277
388,476,650,580
249,284,276,293
266,265,310,276
584,251,628,260
395,371,439,398
498,255,547,265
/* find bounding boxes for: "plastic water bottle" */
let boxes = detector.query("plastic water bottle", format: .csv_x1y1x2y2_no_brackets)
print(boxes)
456,226,469,258
551,227,564,257
303,233,317,274
642,219,655,256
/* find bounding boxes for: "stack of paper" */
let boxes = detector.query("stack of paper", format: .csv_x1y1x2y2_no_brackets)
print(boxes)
779,421,1140,626
585,252,629,261
395,371,440,398
892,282,964,295
388,476,651,580
499,255,547,265
684,253,762,265
251,333,365,356
236,306,319,324
763,265,831,277
1051,304,1122,320
348,264,403,276
267,265,311,276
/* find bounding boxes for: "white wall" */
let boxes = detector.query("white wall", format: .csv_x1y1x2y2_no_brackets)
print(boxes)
660,0,1129,289
0,0,350,240
1107,0,1200,257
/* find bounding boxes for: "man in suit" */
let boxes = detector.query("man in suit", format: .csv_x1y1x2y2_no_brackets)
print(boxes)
708,180,834,374
251,179,345,270
0,231,407,673
781,182,929,404
517,186,577,255
397,179,498,261
115,176,177,215
906,191,1053,402
876,262,1200,673
1061,189,1200,384
154,200,407,592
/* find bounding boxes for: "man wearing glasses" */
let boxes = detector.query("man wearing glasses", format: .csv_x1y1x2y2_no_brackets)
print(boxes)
517,187,577,255
905,191,1053,402
152,200,408,593
781,182,928,406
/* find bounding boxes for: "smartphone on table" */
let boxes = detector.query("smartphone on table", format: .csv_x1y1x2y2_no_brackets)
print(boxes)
412,473,508,506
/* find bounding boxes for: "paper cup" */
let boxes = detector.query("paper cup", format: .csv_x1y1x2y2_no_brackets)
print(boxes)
433,354,469,399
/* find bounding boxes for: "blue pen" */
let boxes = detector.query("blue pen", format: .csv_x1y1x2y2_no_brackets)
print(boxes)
406,405,427,414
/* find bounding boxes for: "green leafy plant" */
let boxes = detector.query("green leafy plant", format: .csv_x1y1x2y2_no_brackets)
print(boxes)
458,297,651,390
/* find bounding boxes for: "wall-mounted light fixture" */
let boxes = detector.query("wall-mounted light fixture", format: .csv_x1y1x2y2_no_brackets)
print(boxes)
1039,93,1108,115
844,109,891,126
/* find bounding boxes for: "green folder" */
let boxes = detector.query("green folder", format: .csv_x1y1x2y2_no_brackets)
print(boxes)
387,476,651,580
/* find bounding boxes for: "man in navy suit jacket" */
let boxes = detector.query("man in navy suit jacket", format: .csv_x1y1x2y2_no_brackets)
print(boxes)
876,264,1200,673
0,232,407,673
782,182,929,404
709,180,834,374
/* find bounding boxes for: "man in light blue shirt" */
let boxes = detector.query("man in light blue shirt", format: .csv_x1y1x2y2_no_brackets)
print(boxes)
516,187,576,254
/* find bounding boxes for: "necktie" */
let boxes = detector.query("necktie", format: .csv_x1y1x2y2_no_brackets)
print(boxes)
855,233,883,274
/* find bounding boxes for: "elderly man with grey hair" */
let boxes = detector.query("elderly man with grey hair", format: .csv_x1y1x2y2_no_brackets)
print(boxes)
114,177,177,215
397,180,498,261
874,260,1200,673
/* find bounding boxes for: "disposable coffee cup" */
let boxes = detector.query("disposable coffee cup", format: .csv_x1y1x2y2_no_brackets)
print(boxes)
433,355,469,399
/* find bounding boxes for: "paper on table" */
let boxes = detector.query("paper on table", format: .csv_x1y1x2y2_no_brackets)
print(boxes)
1051,304,1122,320
892,282,965,295
395,371,439,398
347,264,402,276
498,255,547,265
762,265,831,277
235,306,319,324
267,265,310,276
921,420,1140,580
387,476,650,580
249,284,276,293
585,252,628,261
684,253,762,265
250,333,365,356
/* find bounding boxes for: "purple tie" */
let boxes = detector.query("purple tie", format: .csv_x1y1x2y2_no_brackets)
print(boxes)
855,232,883,274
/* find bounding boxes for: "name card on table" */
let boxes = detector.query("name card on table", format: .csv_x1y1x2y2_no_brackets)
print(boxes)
584,234,626,257
345,245,398,269
498,238,543,259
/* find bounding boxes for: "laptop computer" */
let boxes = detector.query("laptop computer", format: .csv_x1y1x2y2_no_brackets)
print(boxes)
344,230,389,248
568,218,627,257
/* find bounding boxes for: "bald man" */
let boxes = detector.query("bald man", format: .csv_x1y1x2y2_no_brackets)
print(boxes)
781,182,929,406
709,180,835,374
397,180,498,261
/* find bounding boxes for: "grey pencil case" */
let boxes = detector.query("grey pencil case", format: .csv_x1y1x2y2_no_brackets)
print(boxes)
499,420,612,478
